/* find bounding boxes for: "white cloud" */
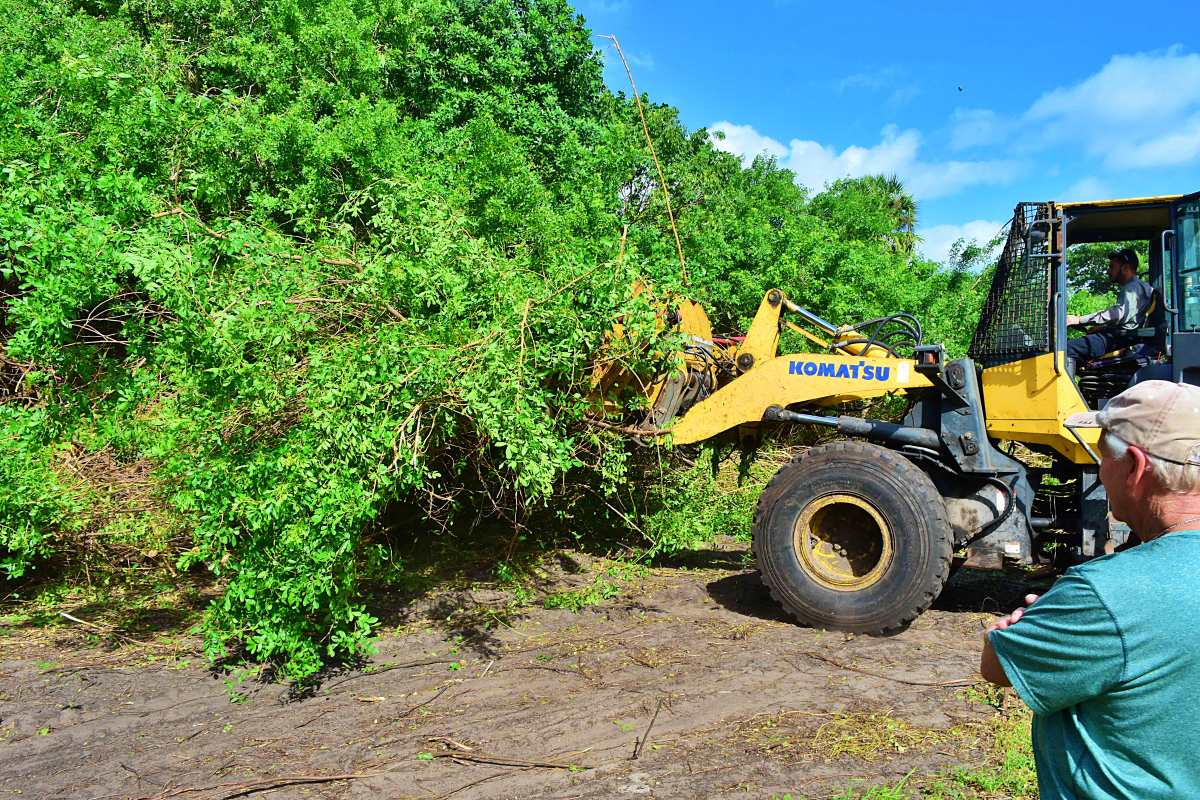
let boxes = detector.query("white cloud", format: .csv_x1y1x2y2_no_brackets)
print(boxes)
905,159,1019,200
885,84,922,110
599,44,655,77
947,47,1200,170
625,50,655,71
710,48,1200,269
950,108,1011,150
835,66,920,110
1061,177,1112,202
918,220,1006,265
782,126,923,191
1027,46,1200,125
708,121,788,162
1109,114,1200,169
710,121,1020,200
580,0,630,13
837,66,902,93
1024,46,1200,168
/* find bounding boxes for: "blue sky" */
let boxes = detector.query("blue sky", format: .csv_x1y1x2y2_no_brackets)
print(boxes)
575,0,1200,263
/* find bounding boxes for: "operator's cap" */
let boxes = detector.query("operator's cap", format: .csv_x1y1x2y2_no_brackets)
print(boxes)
1065,380,1200,467
1106,247,1139,268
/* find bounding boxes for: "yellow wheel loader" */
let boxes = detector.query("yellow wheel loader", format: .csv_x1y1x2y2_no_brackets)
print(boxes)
597,192,1200,633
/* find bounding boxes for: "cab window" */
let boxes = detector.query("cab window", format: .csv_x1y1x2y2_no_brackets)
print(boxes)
1179,200,1200,331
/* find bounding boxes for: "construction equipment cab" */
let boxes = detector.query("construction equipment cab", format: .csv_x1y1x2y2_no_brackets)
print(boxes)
595,190,1200,634
967,194,1200,558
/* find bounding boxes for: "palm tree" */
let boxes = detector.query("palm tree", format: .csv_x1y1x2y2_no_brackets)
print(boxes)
870,174,917,254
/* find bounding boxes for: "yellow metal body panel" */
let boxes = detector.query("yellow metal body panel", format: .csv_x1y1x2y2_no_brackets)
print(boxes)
736,291,783,368
676,299,713,342
980,352,1100,463
669,353,932,445
785,320,830,348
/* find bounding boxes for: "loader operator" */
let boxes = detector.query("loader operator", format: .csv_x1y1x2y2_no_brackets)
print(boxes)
979,380,1200,799
1065,247,1153,364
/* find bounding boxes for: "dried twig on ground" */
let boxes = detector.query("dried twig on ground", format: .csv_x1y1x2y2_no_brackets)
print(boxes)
506,663,589,678
135,771,379,800
320,659,458,693
429,735,475,752
439,768,534,799
57,611,176,651
632,697,665,759
398,684,452,719
294,708,336,729
796,651,977,688
628,695,667,762
499,624,642,656
431,751,585,770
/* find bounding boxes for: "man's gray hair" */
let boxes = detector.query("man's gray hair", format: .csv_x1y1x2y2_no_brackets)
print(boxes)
1103,432,1200,494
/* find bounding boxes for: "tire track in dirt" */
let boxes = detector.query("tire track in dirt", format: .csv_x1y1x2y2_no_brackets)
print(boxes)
0,551,1044,799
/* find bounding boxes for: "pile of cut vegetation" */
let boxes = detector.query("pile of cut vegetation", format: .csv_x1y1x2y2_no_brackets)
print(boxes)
0,0,986,677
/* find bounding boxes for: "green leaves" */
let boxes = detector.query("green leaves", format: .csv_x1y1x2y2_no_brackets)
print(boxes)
0,0,988,681
0,410,86,578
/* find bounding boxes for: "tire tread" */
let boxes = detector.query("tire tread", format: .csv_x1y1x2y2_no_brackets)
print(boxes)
752,440,952,634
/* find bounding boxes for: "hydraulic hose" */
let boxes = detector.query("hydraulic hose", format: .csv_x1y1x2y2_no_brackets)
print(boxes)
762,407,942,450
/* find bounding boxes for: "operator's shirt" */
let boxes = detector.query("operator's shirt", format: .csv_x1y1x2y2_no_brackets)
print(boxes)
989,529,1200,800
1079,277,1154,333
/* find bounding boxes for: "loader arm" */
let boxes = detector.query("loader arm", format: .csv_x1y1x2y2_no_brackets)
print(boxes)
589,287,935,444
668,352,932,444
668,288,933,444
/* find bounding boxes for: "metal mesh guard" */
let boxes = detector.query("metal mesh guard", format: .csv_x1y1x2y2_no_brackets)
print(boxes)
968,203,1053,366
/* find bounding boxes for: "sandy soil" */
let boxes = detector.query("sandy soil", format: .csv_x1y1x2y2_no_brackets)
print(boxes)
0,542,1045,800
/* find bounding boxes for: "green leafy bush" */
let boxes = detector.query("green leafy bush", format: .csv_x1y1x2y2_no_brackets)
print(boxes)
0,409,85,577
0,0,989,677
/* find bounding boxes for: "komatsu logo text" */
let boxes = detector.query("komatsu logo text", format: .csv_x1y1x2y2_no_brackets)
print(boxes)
788,360,891,381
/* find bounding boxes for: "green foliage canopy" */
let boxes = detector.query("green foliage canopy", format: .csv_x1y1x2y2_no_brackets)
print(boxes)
0,0,988,676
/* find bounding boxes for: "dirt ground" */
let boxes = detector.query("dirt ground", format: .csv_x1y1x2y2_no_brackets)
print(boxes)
0,541,1046,800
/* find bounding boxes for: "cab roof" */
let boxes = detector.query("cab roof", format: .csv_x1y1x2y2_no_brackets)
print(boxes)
1057,194,1183,245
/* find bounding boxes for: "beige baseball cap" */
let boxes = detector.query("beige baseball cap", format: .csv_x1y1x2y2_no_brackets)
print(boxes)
1065,380,1200,467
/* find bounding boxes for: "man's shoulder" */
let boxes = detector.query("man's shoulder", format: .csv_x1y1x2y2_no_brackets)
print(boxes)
1070,533,1198,575
1067,531,1200,608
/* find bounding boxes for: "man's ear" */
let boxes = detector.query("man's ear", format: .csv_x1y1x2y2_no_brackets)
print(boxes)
1127,446,1154,492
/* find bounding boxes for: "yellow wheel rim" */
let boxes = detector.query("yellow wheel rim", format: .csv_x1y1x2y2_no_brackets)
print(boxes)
793,494,893,591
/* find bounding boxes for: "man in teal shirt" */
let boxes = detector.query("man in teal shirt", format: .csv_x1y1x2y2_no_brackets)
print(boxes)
981,380,1200,799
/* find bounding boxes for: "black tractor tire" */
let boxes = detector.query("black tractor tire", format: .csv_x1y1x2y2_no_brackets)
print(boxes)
752,440,953,634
